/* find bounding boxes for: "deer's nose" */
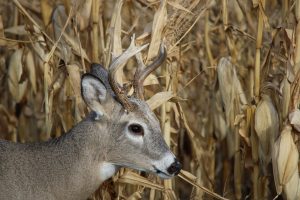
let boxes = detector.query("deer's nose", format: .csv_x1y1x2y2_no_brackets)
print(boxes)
167,159,182,175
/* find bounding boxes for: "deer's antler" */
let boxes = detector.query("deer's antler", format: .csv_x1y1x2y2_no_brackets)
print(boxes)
108,37,148,111
133,44,167,100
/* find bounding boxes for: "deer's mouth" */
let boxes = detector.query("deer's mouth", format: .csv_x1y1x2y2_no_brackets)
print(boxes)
152,165,172,179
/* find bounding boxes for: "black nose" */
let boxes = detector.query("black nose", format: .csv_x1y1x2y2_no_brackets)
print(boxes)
167,159,182,175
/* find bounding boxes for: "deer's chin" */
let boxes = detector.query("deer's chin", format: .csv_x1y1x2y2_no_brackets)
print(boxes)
153,167,173,179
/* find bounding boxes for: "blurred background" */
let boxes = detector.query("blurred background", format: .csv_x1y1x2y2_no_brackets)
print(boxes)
0,0,300,199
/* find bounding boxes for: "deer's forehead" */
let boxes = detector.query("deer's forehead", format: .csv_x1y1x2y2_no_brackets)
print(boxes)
118,100,160,127
132,99,152,112
124,109,155,123
134,101,157,119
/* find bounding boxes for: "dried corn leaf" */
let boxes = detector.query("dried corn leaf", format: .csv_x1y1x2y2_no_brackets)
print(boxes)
0,15,3,36
8,48,28,102
177,102,196,139
110,0,124,83
127,191,143,200
69,0,86,11
41,0,53,26
147,0,167,61
287,61,295,83
147,91,173,110
66,64,85,120
179,170,228,200
32,36,47,62
164,189,177,200
77,0,92,30
66,64,81,94
111,0,123,58
25,50,37,94
4,25,27,35
50,71,66,94
143,74,159,86
63,32,90,62
0,15,5,46
44,62,53,138
117,171,164,191
167,1,194,14
296,0,300,20
52,5,72,63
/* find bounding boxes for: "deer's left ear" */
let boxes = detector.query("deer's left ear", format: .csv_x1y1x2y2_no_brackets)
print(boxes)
81,74,111,119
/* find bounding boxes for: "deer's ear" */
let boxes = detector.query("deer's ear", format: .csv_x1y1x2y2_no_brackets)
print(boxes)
81,74,110,118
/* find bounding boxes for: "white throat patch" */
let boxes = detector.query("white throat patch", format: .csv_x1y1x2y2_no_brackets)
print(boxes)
99,162,116,183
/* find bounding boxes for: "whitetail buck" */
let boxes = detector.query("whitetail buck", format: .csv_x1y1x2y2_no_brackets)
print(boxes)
0,40,181,200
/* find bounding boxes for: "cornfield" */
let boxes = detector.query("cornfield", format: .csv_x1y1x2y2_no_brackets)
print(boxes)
0,0,300,199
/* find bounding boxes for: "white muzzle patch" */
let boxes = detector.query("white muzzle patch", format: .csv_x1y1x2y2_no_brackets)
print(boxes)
152,152,176,179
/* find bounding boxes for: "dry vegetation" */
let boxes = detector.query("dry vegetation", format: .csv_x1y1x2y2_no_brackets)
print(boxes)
0,0,300,199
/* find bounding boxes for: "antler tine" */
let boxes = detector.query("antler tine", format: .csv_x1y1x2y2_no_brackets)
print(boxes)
133,49,146,99
108,37,149,112
133,44,167,100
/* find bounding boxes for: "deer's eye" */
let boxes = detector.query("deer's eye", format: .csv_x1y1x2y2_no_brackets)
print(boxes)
128,124,144,136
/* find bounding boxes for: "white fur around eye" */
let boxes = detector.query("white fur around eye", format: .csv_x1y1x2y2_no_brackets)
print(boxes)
126,128,144,143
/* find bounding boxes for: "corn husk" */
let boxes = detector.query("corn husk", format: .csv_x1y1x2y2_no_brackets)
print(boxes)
254,94,279,167
217,57,246,122
272,125,299,195
213,112,227,140
217,57,247,157
283,169,300,200
214,90,228,140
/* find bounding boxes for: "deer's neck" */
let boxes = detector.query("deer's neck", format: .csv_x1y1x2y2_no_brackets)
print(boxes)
37,114,117,198
0,113,118,200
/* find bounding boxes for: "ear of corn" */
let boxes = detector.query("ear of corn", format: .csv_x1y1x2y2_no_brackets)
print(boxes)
254,94,279,171
273,126,299,196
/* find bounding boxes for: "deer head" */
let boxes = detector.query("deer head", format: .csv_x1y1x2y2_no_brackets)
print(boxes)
80,38,181,179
